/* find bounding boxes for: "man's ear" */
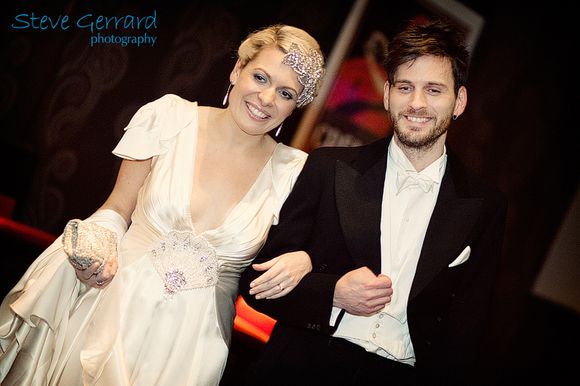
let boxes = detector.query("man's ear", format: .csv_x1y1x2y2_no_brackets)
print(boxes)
383,81,390,111
453,86,467,118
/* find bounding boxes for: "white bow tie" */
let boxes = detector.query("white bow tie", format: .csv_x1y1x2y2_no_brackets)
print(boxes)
396,170,436,195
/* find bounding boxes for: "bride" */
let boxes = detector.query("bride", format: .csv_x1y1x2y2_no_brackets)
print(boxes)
0,24,325,385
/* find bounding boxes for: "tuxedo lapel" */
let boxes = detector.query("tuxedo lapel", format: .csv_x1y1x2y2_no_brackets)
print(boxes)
335,139,388,274
409,158,483,300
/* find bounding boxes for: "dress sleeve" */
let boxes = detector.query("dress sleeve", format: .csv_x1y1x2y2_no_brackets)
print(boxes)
112,94,196,160
270,144,308,225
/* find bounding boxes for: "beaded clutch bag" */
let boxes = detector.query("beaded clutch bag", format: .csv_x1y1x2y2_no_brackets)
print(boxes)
62,219,117,272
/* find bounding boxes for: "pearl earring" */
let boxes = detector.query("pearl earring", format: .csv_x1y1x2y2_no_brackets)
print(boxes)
222,83,233,106
275,122,283,137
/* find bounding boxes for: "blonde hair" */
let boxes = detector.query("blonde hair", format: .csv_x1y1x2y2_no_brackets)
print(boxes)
238,24,321,66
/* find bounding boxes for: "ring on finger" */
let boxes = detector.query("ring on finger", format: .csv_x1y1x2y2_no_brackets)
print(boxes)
96,279,105,286
278,283,283,291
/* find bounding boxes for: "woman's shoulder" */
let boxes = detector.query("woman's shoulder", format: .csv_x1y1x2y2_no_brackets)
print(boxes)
140,93,197,129
268,143,308,219
112,94,198,160
273,142,308,163
148,93,197,112
269,142,307,190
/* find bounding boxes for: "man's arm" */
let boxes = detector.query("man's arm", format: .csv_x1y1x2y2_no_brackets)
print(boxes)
240,148,393,332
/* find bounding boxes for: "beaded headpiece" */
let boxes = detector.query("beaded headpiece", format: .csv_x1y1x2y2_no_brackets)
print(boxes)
282,43,325,108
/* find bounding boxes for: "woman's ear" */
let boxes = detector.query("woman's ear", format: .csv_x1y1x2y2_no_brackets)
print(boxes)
230,59,243,84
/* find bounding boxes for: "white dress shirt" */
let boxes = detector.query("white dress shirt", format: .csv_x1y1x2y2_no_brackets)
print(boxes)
330,138,447,365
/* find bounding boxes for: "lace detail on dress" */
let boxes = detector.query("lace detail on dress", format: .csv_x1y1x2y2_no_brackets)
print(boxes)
150,230,219,294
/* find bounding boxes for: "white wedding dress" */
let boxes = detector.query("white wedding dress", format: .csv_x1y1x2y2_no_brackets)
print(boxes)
0,94,306,385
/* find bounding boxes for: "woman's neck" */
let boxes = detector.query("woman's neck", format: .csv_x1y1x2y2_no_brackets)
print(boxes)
204,106,274,153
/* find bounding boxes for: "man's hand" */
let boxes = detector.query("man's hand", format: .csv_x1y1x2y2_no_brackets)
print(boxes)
333,267,392,316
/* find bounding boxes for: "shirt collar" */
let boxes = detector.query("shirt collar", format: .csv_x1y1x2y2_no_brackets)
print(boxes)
387,138,447,184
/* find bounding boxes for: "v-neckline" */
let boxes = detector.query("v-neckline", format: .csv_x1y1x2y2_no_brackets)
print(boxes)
186,113,281,236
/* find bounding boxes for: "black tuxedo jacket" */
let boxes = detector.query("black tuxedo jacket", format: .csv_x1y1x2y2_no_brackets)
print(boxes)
240,137,507,381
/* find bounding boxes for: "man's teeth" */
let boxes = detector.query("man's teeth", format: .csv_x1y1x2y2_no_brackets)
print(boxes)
407,116,429,123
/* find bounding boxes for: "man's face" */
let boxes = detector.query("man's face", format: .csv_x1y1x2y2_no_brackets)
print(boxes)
384,55,466,151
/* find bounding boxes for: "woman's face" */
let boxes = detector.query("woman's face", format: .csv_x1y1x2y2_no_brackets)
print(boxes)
228,46,303,136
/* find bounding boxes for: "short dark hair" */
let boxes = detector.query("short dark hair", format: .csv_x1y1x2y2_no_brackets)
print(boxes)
384,18,470,95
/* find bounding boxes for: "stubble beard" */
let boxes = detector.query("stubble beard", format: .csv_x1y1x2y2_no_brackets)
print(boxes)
390,110,451,151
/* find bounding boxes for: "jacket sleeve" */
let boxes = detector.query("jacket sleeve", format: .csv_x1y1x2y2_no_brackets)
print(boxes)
239,149,341,332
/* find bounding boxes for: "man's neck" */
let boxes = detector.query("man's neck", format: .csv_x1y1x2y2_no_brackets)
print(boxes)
394,135,446,172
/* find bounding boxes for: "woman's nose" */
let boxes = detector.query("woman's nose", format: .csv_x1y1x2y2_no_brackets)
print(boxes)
258,88,276,106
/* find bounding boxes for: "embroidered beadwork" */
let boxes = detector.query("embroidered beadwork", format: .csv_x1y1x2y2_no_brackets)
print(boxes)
150,230,219,295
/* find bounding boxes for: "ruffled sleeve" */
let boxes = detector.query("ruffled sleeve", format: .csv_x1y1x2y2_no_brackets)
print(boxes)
270,144,308,225
112,94,197,160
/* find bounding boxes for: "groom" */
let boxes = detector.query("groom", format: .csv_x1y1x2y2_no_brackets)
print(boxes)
240,18,507,385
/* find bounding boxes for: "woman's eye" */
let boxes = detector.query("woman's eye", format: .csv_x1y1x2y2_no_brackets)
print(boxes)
253,73,267,83
279,90,294,100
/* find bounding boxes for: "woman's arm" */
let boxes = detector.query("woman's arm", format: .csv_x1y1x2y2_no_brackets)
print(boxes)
100,158,152,222
74,158,151,288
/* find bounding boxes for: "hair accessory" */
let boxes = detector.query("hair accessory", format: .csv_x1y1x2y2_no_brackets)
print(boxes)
282,43,324,108
222,83,233,106
275,122,283,137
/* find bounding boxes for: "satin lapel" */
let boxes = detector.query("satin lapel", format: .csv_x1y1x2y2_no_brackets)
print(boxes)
409,163,483,300
335,142,387,274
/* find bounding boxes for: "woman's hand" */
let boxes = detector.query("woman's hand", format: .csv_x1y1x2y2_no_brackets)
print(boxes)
248,251,312,299
73,254,118,289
